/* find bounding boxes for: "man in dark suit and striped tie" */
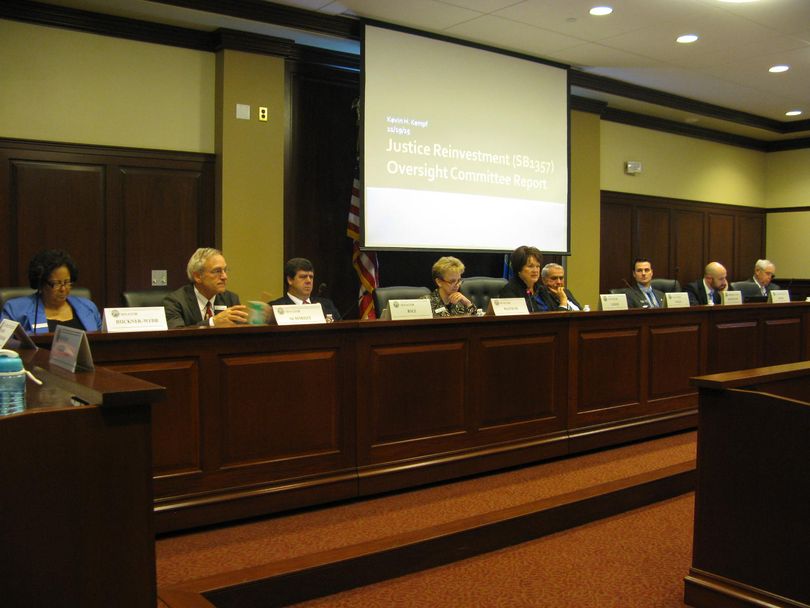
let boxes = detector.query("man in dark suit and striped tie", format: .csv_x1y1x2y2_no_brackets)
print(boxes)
685,262,728,306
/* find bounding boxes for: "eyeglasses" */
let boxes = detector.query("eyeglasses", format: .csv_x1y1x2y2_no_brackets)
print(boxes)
46,280,73,289
208,267,228,276
440,277,463,286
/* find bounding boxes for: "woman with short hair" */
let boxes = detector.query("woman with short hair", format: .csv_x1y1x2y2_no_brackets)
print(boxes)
1,249,101,334
498,245,548,312
423,256,477,317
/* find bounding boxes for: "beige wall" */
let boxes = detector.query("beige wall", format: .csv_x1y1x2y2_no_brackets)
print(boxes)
217,50,285,302
568,111,601,308
764,149,810,277
2,18,809,291
600,121,766,207
0,19,215,152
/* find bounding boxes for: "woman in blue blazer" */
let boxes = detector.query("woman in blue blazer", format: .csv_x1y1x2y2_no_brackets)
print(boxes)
1,249,102,334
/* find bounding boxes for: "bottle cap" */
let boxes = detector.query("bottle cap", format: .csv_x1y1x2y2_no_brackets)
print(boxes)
0,349,23,373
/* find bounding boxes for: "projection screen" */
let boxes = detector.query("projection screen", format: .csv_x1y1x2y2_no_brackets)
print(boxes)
362,24,570,253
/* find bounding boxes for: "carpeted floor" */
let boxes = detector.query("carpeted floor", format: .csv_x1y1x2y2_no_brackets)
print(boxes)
157,431,696,607
289,493,694,607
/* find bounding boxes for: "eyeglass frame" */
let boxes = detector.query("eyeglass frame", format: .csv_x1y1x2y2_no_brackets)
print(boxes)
45,279,73,289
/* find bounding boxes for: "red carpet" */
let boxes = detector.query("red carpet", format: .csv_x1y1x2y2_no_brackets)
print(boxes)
158,431,696,607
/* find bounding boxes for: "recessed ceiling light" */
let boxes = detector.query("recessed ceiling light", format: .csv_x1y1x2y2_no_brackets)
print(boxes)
589,6,613,16
768,65,789,73
785,110,802,117
717,1,759,4
676,34,699,44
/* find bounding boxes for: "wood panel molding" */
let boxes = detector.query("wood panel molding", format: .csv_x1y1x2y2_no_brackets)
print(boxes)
0,137,215,308
600,190,766,294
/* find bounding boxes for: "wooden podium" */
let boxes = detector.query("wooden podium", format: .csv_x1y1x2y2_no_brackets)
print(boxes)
685,361,810,608
0,351,165,608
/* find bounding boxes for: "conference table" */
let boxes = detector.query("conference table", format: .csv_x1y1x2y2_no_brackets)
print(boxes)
36,302,810,533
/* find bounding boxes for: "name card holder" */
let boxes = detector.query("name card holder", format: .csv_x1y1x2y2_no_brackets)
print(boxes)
769,290,790,304
664,292,690,308
720,290,743,306
0,319,37,350
486,298,530,316
272,303,327,326
50,325,94,373
599,293,628,311
383,299,433,321
103,307,168,333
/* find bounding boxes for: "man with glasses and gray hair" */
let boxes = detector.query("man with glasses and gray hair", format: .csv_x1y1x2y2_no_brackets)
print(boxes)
733,259,780,301
163,247,248,328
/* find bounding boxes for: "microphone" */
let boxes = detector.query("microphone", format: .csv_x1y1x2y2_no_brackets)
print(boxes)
32,263,45,335
622,278,633,288
340,297,359,320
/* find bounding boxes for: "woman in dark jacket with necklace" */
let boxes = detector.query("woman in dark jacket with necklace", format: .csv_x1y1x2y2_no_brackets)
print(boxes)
498,245,548,312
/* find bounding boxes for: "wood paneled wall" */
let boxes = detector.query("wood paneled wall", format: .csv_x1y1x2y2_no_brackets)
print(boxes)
600,190,766,294
0,139,215,309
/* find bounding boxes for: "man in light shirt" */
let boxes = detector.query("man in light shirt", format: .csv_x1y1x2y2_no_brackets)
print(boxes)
624,258,665,309
685,262,728,306
163,248,248,328
733,259,780,301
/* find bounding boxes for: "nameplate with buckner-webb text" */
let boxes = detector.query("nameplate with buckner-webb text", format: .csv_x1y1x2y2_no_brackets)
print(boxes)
103,307,168,333
486,298,530,316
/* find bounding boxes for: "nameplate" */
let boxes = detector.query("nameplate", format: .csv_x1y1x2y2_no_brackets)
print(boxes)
599,293,628,311
50,325,94,373
386,299,433,321
272,303,327,325
103,307,168,333
720,290,743,306
769,290,790,303
0,319,37,350
664,292,690,308
487,298,530,316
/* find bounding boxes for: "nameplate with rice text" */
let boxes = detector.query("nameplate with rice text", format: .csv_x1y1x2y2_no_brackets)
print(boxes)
272,303,327,325
599,293,628,311
769,290,790,304
486,298,530,316
384,299,434,321
664,292,690,308
103,307,168,333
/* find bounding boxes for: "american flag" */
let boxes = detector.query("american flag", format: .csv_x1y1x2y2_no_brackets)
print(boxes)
347,177,379,319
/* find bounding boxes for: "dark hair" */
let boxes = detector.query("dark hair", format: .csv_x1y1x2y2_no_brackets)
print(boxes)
28,249,78,290
284,257,314,280
632,258,652,272
510,246,543,275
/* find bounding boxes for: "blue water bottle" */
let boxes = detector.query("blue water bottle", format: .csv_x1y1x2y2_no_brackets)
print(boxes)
0,349,27,416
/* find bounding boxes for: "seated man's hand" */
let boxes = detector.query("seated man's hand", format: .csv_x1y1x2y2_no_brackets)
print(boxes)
551,285,568,307
212,304,249,326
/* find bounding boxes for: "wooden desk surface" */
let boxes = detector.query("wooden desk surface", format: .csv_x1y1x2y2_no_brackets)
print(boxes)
30,301,810,532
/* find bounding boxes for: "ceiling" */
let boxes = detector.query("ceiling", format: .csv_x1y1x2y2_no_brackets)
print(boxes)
30,0,810,142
